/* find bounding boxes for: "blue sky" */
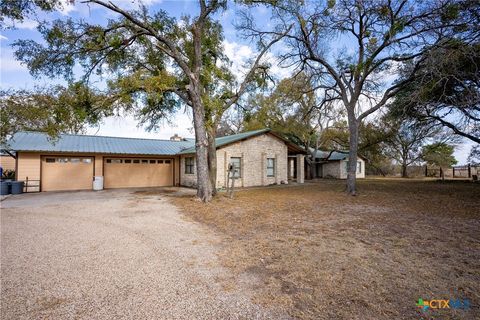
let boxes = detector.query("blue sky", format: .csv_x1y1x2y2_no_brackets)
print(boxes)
0,0,474,163
0,1,269,138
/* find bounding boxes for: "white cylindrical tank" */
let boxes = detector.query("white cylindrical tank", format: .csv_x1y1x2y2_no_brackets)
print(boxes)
93,176,104,191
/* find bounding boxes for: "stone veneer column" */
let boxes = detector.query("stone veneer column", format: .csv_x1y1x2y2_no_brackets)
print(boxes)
296,154,305,184
241,152,244,187
224,151,228,188
275,153,279,184
261,152,266,186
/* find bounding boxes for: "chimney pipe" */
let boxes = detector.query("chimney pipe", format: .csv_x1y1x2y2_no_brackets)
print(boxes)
170,134,183,141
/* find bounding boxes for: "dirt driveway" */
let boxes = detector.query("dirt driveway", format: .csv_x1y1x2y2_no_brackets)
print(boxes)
1,188,285,319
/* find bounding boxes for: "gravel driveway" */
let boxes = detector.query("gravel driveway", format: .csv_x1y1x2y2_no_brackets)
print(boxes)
1,189,285,319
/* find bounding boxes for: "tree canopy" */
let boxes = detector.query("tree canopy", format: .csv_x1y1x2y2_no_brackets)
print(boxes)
239,0,479,194
8,0,288,201
422,142,458,178
0,83,107,145
391,41,480,144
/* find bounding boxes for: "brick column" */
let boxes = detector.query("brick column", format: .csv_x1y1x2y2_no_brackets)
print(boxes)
296,154,305,184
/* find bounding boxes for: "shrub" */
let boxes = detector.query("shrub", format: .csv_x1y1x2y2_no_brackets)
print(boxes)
2,169,15,180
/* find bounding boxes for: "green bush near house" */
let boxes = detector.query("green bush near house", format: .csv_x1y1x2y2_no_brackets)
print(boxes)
2,170,15,180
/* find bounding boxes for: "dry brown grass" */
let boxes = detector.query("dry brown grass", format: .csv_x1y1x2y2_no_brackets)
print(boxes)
172,179,480,320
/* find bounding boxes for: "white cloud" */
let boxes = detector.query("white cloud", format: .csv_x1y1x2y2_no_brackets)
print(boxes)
58,0,77,15
454,139,475,165
223,40,292,84
0,35,7,41
6,18,38,30
223,40,253,75
90,0,163,11
140,0,164,6
0,47,28,72
0,57,27,72
86,112,194,140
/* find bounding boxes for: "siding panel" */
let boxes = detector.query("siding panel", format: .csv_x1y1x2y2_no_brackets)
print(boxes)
0,155,16,171
17,152,41,181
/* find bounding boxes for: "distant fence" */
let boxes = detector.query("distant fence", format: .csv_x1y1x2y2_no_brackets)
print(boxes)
384,164,478,179
452,164,480,179
424,167,454,178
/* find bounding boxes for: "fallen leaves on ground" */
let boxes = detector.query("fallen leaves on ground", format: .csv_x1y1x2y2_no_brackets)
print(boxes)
172,179,480,320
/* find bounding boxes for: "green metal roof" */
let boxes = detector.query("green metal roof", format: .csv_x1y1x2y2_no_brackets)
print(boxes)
177,128,271,154
310,148,350,161
7,128,301,156
7,131,194,155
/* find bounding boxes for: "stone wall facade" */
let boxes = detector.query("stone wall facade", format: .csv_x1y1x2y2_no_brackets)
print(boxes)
321,161,341,178
320,158,366,179
179,154,198,187
179,133,289,188
339,159,366,179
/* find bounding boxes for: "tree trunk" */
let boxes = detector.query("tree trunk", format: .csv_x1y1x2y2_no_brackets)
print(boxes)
309,161,314,179
189,87,212,202
401,163,408,178
305,158,313,179
305,144,317,180
207,128,217,196
347,112,359,195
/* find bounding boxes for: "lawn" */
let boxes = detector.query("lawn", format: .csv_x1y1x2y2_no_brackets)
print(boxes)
172,179,480,320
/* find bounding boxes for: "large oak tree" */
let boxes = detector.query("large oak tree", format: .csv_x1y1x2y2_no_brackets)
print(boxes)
241,0,479,194
10,0,286,201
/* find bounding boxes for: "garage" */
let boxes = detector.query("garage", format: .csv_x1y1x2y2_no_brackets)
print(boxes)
41,156,94,191
104,157,173,188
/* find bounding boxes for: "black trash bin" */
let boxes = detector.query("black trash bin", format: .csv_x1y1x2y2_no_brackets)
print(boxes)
10,181,24,195
1,181,11,195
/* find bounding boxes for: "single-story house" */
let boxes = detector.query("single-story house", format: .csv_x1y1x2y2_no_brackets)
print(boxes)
309,149,366,179
5,129,306,192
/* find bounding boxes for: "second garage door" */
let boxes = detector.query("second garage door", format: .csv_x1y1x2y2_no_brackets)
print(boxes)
104,158,173,188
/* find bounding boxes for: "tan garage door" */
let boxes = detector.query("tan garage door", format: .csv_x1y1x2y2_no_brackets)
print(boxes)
41,156,94,191
104,158,173,188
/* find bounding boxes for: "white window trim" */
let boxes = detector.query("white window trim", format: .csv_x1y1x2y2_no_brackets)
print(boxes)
266,158,275,177
230,157,242,178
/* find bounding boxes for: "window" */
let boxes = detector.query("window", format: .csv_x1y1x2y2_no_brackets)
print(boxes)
157,160,164,164
150,160,156,164
165,160,171,164
57,158,69,163
82,158,92,164
124,159,132,163
230,157,241,178
266,158,275,177
46,158,55,163
185,157,194,174
106,159,111,163
111,159,122,164
133,159,140,163
70,158,80,163
141,159,148,164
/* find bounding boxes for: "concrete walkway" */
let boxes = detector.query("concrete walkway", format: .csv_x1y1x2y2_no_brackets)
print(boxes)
1,189,286,319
